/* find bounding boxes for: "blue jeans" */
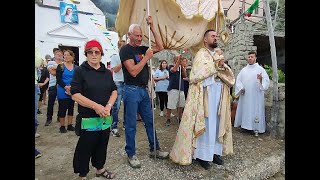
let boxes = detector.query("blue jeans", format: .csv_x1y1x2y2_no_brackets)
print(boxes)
111,82,124,130
123,85,160,157
35,84,40,133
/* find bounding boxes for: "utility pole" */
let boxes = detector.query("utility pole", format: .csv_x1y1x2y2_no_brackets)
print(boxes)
272,0,280,28
241,0,246,22
263,0,279,138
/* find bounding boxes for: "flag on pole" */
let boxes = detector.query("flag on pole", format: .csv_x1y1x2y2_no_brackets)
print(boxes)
246,0,259,17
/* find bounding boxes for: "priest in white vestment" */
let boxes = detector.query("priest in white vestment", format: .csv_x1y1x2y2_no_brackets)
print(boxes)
234,51,270,133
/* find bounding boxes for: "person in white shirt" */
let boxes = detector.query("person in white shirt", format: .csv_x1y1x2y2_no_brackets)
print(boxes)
45,48,64,126
110,40,126,137
153,60,169,117
234,51,270,134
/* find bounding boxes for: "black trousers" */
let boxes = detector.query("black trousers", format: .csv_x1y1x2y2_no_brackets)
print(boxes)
157,92,168,111
46,86,57,121
73,128,111,177
57,98,75,118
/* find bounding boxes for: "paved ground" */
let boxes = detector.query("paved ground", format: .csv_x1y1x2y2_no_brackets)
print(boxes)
35,101,285,180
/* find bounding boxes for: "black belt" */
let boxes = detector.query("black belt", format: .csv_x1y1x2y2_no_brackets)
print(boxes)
125,84,147,88
49,86,57,91
137,84,147,88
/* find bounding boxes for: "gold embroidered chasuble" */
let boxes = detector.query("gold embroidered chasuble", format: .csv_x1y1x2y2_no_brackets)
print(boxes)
169,48,234,165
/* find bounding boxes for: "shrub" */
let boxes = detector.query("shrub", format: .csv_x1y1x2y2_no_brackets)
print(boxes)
264,65,285,83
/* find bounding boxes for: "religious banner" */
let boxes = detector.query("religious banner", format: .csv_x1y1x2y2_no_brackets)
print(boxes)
60,2,79,24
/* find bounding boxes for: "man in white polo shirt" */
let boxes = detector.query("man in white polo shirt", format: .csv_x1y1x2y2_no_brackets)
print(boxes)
45,48,64,126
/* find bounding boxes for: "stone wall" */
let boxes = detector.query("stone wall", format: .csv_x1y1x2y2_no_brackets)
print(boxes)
264,82,285,139
224,23,257,77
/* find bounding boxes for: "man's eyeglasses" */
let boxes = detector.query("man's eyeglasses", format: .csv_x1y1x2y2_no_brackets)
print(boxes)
87,50,101,56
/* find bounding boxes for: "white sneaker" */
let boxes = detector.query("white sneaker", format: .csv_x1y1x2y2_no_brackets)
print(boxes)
159,111,164,117
170,113,175,117
128,155,141,168
35,133,40,138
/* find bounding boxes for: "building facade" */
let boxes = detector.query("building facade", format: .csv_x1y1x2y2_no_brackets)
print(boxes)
35,0,119,65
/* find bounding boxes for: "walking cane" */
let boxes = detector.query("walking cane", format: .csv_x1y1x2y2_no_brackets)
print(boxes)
147,0,157,160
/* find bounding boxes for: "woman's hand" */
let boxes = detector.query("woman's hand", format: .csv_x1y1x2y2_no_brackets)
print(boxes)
104,104,112,116
94,104,109,117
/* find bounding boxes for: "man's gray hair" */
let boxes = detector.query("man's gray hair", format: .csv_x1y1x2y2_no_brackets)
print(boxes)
128,24,141,33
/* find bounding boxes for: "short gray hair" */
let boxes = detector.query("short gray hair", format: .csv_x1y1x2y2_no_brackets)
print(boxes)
45,54,52,60
128,24,141,33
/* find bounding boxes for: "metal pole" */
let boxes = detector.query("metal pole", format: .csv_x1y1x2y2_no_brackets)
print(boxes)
272,0,279,28
263,0,279,137
177,65,182,124
147,0,157,160
215,0,220,32
241,0,245,22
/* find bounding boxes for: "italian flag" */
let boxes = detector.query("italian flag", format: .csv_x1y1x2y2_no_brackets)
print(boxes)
246,0,259,17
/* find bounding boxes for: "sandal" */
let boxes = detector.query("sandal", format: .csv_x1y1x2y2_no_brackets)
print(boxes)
96,169,116,179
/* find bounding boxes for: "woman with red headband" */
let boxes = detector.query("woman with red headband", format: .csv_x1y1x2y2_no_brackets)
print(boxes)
70,39,117,179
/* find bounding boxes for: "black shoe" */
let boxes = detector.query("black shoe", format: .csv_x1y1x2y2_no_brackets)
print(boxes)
67,125,75,131
240,128,255,135
212,154,223,165
59,126,67,133
45,120,52,126
37,109,42,114
196,158,211,170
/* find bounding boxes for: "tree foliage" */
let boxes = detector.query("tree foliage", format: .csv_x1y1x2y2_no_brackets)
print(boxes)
269,0,285,30
91,0,119,28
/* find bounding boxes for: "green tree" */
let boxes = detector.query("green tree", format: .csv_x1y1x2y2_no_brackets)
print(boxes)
269,0,285,30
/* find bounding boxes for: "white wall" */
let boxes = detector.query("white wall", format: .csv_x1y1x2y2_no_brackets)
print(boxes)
35,2,119,65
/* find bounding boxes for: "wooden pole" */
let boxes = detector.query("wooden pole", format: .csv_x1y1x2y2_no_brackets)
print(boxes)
263,0,279,137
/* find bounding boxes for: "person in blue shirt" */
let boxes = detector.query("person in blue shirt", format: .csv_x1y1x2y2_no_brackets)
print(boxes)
153,60,169,117
56,49,77,133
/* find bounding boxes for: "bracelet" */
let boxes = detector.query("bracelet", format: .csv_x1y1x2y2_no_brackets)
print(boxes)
107,103,113,108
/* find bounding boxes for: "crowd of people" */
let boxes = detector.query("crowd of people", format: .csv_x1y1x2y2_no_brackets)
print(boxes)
35,15,270,179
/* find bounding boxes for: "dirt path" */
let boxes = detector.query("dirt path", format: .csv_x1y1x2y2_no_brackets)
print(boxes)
35,101,284,180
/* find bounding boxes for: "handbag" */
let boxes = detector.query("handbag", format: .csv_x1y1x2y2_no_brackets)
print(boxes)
75,114,82,136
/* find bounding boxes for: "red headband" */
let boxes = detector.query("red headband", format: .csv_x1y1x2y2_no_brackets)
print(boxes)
85,40,103,54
